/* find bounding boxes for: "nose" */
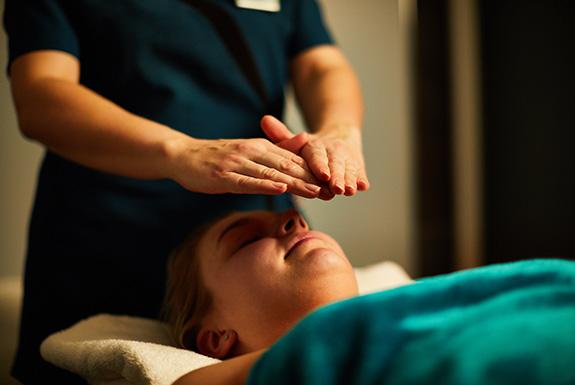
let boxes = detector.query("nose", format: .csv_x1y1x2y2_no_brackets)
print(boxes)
277,209,308,236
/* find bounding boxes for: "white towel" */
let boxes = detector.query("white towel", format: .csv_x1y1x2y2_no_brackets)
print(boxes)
355,260,414,295
40,260,412,385
40,314,219,385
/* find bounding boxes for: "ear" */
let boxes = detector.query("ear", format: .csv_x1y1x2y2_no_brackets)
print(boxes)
196,328,238,359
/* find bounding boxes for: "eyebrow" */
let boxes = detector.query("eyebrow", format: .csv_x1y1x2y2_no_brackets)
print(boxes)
216,217,251,249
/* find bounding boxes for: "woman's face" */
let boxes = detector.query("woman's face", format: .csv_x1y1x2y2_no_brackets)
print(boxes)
196,209,358,354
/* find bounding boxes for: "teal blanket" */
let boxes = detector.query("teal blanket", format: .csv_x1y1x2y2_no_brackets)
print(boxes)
248,259,575,385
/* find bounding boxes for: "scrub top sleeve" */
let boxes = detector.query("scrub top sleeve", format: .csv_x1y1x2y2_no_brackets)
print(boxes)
288,0,335,59
3,0,80,73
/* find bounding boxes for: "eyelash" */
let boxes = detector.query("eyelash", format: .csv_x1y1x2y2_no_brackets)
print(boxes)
238,237,260,250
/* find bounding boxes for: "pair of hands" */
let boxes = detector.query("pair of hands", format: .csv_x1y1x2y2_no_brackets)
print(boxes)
170,116,369,200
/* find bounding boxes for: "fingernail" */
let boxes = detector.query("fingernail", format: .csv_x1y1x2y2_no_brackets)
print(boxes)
345,185,356,195
320,191,336,201
274,182,287,190
361,179,370,190
321,170,330,180
335,184,344,194
306,184,321,193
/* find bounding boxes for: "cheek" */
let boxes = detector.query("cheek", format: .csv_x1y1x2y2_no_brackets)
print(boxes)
210,243,290,321
215,242,284,290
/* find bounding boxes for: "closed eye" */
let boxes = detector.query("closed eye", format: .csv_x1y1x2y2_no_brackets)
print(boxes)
237,237,260,251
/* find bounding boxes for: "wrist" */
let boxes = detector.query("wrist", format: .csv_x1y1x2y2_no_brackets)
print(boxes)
315,122,362,148
315,121,361,139
158,132,205,180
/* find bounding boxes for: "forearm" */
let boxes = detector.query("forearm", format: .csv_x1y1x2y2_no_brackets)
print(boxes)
290,47,368,193
293,57,363,136
12,77,189,179
173,349,265,385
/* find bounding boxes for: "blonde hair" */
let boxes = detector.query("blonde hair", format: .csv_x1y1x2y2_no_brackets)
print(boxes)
162,221,215,350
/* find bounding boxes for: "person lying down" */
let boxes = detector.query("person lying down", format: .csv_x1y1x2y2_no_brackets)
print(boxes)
162,208,365,383
162,209,575,385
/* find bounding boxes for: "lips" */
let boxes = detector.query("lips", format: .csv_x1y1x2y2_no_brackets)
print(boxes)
285,232,317,259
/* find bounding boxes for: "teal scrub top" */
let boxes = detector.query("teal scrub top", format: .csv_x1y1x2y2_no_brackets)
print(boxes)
4,1,333,383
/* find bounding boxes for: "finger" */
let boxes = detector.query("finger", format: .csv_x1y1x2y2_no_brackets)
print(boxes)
238,159,321,198
302,143,331,182
222,172,288,195
318,187,336,201
344,161,359,196
357,168,370,191
327,151,346,195
277,132,309,154
260,115,294,143
256,147,320,185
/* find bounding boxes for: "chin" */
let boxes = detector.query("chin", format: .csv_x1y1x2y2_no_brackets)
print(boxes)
293,246,353,277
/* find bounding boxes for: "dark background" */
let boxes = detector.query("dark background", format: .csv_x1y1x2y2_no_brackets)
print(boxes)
415,0,575,276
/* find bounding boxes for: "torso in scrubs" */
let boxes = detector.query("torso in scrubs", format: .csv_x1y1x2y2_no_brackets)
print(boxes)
3,0,333,383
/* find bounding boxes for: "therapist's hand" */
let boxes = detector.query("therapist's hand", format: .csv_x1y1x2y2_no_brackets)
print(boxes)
166,136,324,198
261,115,370,197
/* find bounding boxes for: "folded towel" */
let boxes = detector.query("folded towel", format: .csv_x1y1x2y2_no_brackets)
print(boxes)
40,260,411,385
40,314,219,385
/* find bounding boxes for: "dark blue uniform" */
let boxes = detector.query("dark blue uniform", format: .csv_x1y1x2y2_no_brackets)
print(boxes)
3,0,333,383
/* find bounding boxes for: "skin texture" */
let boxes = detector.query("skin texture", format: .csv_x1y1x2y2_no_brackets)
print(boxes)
174,209,359,385
9,45,367,199
289,46,368,196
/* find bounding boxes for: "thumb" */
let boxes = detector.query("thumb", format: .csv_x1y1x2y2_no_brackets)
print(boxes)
278,132,309,154
260,115,294,143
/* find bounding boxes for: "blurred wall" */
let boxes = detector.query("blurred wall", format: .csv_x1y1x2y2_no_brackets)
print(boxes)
0,0,44,279
0,0,415,279
289,0,416,272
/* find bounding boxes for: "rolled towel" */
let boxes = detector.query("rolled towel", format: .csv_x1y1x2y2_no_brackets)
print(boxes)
40,314,219,385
